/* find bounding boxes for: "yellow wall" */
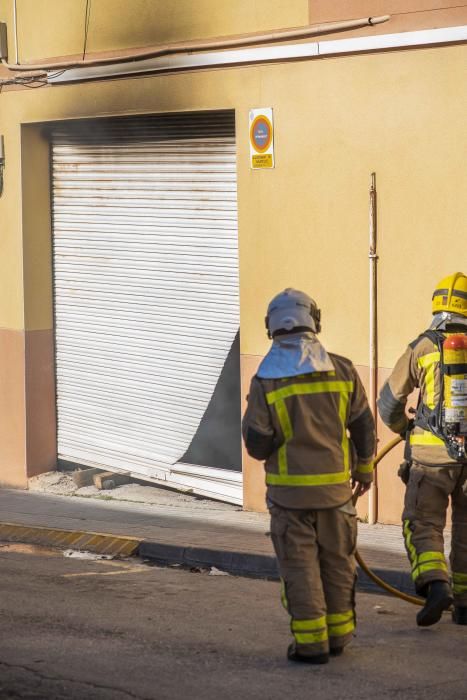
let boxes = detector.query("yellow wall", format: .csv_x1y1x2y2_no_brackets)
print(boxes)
238,47,467,369
21,127,53,331
4,0,309,62
0,2,465,511
3,0,466,63
0,45,465,356
309,0,467,38
0,120,24,330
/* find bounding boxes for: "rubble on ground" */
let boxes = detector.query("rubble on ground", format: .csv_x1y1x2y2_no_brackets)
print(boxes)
28,471,77,496
28,470,235,511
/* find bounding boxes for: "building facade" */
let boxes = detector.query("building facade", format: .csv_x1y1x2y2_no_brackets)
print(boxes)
0,0,466,522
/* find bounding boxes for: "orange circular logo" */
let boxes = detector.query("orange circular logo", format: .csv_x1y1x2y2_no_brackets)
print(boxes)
250,115,273,153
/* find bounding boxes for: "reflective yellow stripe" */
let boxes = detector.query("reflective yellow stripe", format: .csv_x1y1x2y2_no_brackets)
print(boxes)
417,551,446,565
277,446,287,476
424,365,436,409
292,616,326,632
266,471,350,486
294,630,329,644
403,519,418,569
326,611,354,625
453,572,467,593
417,352,440,409
327,611,355,636
417,352,440,368
412,552,447,580
327,620,355,637
404,522,449,581
339,391,351,475
410,431,444,446
412,561,448,580
265,381,354,405
274,399,293,476
355,462,374,474
275,399,293,440
280,578,288,611
265,381,352,487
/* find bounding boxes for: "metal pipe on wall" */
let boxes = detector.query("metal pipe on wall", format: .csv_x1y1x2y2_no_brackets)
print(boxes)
368,172,378,524
13,0,19,64
1,15,390,73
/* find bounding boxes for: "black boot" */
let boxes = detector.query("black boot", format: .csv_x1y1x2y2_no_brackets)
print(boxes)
329,647,344,657
452,606,467,625
416,581,453,627
287,644,329,665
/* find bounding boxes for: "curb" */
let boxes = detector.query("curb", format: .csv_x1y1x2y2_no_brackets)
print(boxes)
138,540,415,595
138,541,278,579
356,567,415,596
0,522,140,557
0,521,415,596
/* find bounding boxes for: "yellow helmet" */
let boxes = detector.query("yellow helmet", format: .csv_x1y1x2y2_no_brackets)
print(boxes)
432,272,467,317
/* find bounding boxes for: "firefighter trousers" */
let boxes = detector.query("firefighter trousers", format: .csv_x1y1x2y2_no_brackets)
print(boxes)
402,462,467,604
269,502,357,658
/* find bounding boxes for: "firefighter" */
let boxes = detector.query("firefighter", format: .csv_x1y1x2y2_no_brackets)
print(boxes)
242,289,376,664
378,272,467,627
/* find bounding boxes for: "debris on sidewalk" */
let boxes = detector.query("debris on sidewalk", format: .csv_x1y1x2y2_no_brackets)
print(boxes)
28,470,238,513
93,471,131,490
187,566,229,576
63,550,115,561
72,468,102,488
373,604,395,615
28,471,77,496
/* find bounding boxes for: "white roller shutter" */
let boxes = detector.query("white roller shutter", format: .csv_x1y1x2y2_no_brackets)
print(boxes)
51,112,242,504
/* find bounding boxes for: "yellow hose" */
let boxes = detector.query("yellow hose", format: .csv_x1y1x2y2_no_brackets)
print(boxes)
355,436,424,606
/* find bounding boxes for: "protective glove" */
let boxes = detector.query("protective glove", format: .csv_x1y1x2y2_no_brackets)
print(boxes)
400,418,415,439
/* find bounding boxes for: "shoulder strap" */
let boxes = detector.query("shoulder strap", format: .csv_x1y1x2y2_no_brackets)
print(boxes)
412,328,467,462
409,329,444,350
421,329,445,349
413,329,445,438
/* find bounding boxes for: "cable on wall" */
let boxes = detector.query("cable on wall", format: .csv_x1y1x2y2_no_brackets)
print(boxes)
82,0,92,61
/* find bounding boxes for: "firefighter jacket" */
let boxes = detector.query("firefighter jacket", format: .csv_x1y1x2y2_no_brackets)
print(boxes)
242,353,376,509
378,330,467,467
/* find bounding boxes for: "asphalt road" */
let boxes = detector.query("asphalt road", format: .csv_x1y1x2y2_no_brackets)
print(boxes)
0,543,465,700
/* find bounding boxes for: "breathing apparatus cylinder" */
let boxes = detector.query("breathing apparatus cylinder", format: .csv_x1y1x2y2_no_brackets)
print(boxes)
442,334,467,460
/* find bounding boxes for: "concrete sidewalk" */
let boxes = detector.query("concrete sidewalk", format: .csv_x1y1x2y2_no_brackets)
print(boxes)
0,486,451,596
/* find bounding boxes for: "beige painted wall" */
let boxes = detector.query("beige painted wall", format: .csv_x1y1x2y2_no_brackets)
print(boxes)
0,122,24,330
21,127,53,331
309,0,467,38
1,0,309,62
0,26,465,512
2,45,465,354
2,0,466,65
237,47,466,370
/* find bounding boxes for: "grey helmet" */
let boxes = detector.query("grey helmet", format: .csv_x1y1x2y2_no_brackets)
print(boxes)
265,288,321,338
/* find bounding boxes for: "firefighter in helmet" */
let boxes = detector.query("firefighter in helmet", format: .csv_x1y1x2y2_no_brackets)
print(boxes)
378,272,467,626
242,289,376,664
